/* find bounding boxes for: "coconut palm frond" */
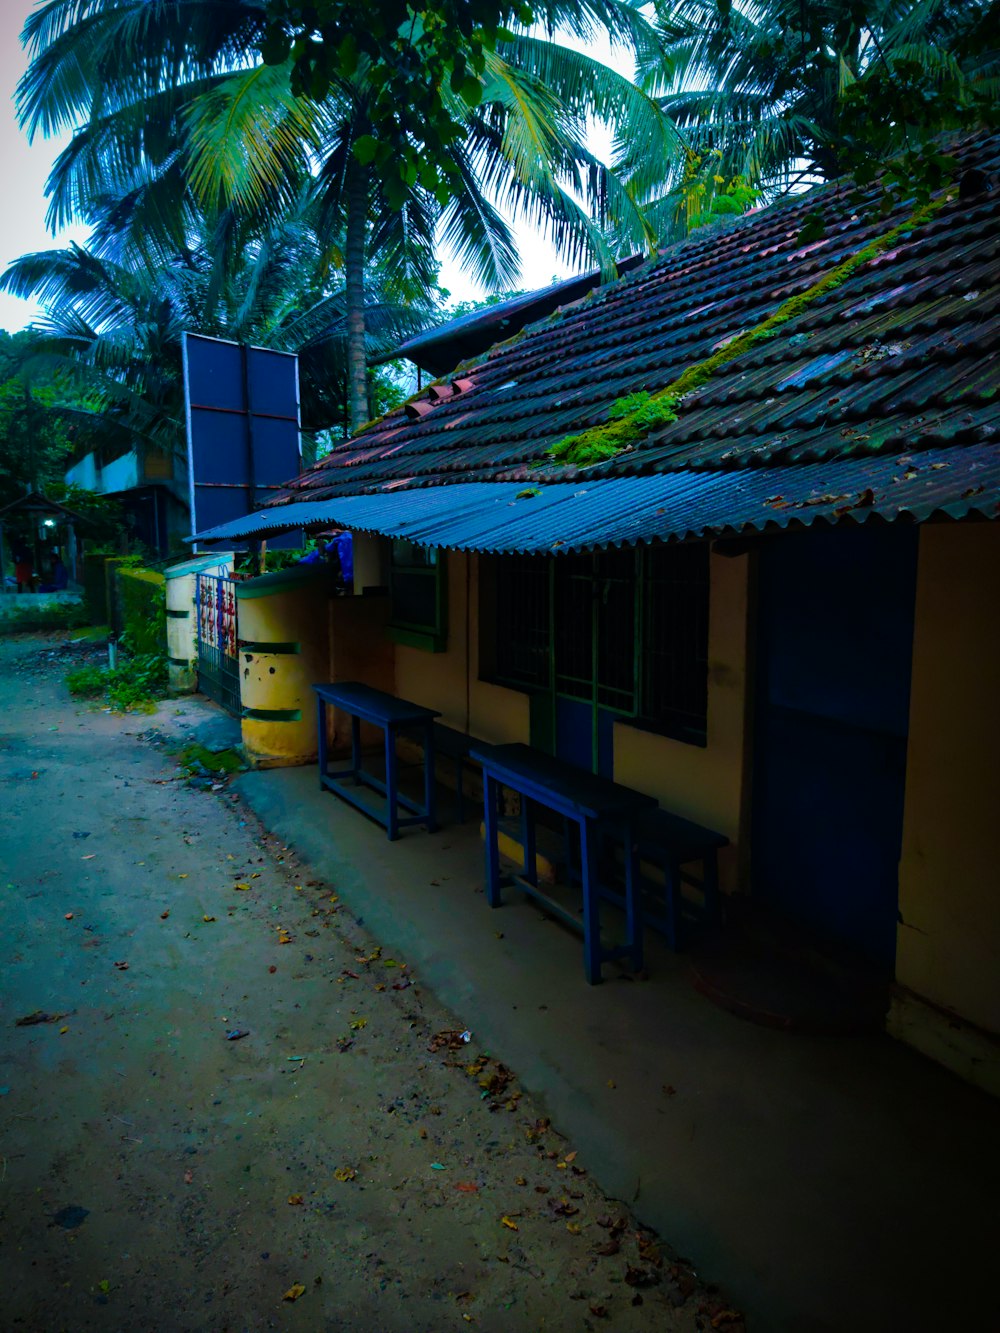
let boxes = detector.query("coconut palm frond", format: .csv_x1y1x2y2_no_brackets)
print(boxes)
185,62,319,214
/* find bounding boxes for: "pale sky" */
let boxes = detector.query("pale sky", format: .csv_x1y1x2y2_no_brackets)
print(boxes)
0,1,627,331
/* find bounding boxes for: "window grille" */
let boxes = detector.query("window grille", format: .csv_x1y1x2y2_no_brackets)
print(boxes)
641,542,709,743
494,554,551,689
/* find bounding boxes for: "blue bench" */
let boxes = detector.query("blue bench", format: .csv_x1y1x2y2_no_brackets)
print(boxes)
629,807,728,949
470,742,656,985
314,682,440,840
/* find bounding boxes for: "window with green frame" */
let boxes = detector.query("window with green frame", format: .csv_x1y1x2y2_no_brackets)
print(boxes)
388,540,447,651
487,544,710,745
638,542,710,745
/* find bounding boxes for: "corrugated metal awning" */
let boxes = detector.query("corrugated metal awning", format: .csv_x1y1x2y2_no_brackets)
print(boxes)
189,445,1000,553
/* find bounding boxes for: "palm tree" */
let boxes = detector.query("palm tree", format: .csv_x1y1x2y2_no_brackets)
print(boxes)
0,197,432,469
636,0,999,218
18,0,677,430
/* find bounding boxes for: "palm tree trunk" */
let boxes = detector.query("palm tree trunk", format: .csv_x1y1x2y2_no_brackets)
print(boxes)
345,161,369,434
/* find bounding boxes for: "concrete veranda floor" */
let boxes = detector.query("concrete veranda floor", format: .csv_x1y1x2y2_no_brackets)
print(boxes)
238,758,1000,1333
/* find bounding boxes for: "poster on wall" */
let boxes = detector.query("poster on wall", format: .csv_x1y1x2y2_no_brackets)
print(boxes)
182,333,303,549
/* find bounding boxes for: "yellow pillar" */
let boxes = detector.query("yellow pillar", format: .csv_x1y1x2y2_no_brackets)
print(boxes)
892,523,1000,1095
237,566,334,766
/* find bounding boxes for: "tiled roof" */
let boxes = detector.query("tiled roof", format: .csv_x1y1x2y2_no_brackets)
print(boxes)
272,133,999,512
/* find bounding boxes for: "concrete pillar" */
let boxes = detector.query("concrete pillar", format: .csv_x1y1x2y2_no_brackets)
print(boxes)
237,565,335,766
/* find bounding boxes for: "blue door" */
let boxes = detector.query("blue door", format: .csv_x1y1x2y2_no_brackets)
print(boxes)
752,525,918,969
553,551,636,776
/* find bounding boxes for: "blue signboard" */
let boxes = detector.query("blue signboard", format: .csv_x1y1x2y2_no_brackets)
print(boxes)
182,333,303,548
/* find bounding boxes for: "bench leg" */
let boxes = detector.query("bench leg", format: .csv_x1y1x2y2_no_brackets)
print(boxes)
664,860,680,952
623,828,644,972
521,796,537,886
455,756,465,824
580,817,602,985
423,720,437,833
384,726,399,841
350,714,361,782
483,772,502,907
316,698,327,788
704,849,720,930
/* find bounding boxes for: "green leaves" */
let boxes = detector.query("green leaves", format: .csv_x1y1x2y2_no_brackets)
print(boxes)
352,135,379,165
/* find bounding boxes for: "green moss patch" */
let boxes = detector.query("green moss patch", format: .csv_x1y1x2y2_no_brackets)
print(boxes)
174,743,245,776
548,198,945,470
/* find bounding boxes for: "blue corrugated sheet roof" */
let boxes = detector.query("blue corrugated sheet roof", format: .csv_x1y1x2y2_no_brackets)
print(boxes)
191,444,1000,553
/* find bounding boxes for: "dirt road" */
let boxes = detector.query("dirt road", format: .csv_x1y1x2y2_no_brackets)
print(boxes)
0,635,733,1332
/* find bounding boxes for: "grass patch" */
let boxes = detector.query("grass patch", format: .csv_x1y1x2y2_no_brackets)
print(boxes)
66,651,168,713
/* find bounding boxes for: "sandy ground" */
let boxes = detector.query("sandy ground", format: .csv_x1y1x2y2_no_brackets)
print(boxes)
0,634,739,1333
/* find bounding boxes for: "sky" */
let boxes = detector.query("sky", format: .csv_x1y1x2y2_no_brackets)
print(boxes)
0,1,628,332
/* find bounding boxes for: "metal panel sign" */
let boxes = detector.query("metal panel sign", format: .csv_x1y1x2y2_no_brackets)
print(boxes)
182,333,303,548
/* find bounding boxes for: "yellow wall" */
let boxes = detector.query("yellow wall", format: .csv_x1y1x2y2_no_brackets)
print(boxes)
896,523,1000,1041
614,551,750,891
390,545,748,887
394,550,531,744
325,593,396,753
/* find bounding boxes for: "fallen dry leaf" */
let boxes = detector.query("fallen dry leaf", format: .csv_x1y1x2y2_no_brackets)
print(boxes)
64,913,74,921
15,1010,69,1027
202,915,216,923
500,1216,519,1231
113,961,129,971
283,1284,306,1302
183,1170,193,1184
160,911,170,920
287,1194,304,1205
333,1167,356,1182
454,1182,479,1193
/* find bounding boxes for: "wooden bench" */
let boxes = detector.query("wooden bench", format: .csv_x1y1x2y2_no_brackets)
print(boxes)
431,723,474,824
397,721,475,824
630,807,728,949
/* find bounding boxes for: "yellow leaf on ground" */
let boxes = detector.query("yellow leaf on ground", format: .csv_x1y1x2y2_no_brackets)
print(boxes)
500,1216,519,1231
287,1194,304,1205
283,1284,306,1302
334,1167,356,1182
202,915,216,923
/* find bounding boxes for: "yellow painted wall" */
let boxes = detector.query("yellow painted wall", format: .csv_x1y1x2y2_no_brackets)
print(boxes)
393,550,531,744
896,523,1000,1040
325,593,396,753
390,545,747,887
613,552,750,891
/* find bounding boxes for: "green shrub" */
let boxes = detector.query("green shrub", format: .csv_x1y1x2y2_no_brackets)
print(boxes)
65,650,168,712
118,568,166,656
65,663,108,697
